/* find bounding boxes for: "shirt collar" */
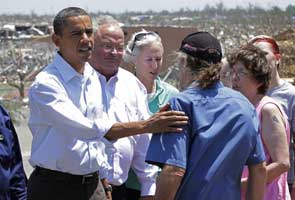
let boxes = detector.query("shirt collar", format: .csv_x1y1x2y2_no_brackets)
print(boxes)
53,52,93,83
95,67,120,83
187,80,224,90
148,77,163,101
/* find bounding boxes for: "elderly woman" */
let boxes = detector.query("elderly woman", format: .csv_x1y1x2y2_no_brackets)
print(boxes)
123,30,178,199
230,44,290,200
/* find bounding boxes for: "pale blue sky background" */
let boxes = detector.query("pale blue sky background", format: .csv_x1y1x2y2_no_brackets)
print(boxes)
1,0,294,14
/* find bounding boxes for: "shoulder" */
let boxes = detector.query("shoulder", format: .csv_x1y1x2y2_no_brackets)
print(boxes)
117,67,136,80
219,87,258,118
31,74,62,91
0,104,12,129
118,68,140,84
261,102,280,114
270,81,295,96
220,86,247,99
212,86,257,120
220,87,254,108
34,62,60,84
284,82,295,98
30,67,66,97
259,99,287,133
118,67,147,93
0,105,9,120
168,90,193,111
283,80,295,90
260,99,284,120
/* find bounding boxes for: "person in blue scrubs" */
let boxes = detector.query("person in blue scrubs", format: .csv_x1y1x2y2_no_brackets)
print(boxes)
0,104,27,200
146,31,267,200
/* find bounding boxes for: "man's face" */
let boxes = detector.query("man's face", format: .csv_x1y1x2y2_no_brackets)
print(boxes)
90,25,124,79
53,15,94,70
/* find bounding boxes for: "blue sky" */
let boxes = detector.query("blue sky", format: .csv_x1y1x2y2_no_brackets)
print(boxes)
1,0,294,14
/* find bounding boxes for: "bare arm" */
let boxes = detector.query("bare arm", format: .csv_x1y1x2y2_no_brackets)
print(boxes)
246,162,267,200
155,164,185,200
261,104,290,183
104,111,188,140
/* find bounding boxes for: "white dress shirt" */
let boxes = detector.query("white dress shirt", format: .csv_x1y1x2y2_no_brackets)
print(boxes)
28,53,112,175
97,68,158,196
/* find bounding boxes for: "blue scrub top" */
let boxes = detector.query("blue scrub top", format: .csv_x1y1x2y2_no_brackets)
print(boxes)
146,82,265,200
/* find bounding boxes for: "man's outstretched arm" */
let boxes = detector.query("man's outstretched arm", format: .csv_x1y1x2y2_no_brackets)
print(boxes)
105,110,188,140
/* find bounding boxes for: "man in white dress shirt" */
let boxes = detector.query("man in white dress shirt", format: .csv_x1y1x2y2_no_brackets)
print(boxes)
27,7,188,200
89,16,159,200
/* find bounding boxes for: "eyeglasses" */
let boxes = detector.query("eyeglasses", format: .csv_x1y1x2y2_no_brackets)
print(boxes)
100,43,124,53
130,31,158,52
220,71,232,79
232,68,251,80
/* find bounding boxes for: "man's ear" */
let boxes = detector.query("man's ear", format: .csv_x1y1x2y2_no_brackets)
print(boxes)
52,33,61,48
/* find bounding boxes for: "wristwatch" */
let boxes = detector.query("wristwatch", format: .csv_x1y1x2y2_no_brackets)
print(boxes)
104,184,112,193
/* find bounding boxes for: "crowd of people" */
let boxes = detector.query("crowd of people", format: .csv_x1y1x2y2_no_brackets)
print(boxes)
0,6,294,200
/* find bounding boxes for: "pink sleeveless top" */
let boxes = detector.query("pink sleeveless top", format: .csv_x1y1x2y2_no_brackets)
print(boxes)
242,96,290,200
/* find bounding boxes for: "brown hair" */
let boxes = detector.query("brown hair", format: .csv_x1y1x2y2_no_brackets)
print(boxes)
229,44,271,94
175,51,221,89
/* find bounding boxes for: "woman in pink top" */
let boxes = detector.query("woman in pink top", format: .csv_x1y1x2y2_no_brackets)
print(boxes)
230,44,290,200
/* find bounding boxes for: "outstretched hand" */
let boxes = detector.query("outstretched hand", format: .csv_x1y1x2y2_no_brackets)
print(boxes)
145,110,188,133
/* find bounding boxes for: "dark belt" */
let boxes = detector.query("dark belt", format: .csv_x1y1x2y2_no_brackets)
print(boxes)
35,166,99,185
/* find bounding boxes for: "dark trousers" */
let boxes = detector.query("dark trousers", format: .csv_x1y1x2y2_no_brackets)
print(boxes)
27,167,106,200
112,184,128,200
112,184,141,200
125,187,141,200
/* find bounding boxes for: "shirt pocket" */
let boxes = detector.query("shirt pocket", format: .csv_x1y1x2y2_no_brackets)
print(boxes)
109,100,141,123
124,103,142,122
87,103,104,120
